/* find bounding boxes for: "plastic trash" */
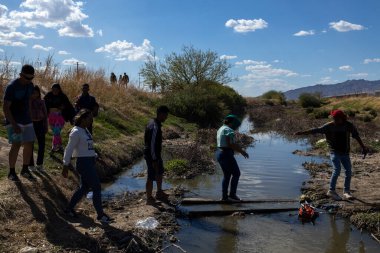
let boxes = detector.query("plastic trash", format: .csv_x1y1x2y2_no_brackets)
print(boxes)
135,217,159,230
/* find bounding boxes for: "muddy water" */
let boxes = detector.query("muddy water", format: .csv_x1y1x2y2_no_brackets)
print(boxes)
103,118,380,253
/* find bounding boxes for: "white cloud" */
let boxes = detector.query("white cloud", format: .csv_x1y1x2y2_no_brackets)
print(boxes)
220,55,237,60
58,50,70,55
62,57,86,66
328,68,334,73
363,58,380,64
97,29,103,37
236,59,267,65
95,39,154,61
0,48,3,53
329,20,366,32
273,59,280,63
319,76,334,84
33,44,53,51
348,73,368,78
225,18,268,33
9,0,94,37
293,30,315,37
58,22,94,37
0,60,21,66
244,64,298,78
338,65,352,71
0,40,27,47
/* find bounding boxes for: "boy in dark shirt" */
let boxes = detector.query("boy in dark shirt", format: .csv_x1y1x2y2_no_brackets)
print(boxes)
296,110,367,200
144,106,169,205
74,83,99,134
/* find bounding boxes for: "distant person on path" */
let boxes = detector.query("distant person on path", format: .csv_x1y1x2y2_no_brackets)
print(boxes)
62,109,112,223
295,109,367,200
216,115,249,201
74,83,99,134
2,64,36,181
44,83,75,152
118,75,123,86
144,105,169,205
122,73,129,87
110,72,117,85
29,85,48,172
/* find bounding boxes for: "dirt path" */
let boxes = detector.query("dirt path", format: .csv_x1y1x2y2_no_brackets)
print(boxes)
0,169,179,252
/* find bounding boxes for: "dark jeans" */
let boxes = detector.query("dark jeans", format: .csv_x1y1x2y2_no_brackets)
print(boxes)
30,120,46,166
68,157,103,217
216,149,241,198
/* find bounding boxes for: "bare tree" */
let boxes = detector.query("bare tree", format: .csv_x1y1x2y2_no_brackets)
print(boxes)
140,45,234,92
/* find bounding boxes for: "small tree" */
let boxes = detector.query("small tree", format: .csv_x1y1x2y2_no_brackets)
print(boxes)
298,93,322,108
261,90,286,105
140,46,234,92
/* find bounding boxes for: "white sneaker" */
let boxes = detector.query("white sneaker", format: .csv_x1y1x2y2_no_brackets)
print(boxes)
327,190,342,201
343,192,354,200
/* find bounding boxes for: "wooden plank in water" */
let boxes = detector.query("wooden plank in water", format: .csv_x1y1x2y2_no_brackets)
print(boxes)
181,197,299,205
185,207,299,217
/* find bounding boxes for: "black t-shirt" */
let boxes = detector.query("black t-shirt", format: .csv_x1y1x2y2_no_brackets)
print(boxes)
311,121,359,154
3,79,33,124
144,119,162,160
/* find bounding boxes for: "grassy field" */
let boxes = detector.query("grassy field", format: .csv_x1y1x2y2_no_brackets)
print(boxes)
0,60,197,180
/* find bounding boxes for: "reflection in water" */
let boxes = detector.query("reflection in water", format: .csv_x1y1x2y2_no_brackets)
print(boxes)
325,215,350,253
216,217,239,253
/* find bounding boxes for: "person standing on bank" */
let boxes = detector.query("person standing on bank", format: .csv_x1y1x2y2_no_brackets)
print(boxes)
74,83,99,135
295,109,368,200
144,106,169,205
44,83,75,152
62,109,112,223
29,85,48,172
216,115,249,201
3,64,36,181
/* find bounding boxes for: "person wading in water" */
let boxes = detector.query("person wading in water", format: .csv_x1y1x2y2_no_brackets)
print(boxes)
216,115,249,202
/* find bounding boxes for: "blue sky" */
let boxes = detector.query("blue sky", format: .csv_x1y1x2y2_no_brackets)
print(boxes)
1,0,380,96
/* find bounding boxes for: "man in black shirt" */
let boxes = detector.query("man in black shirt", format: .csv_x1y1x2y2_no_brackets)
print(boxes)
144,106,169,204
296,109,367,200
75,83,99,134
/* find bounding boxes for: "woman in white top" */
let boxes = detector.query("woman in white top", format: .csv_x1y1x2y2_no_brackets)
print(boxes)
62,109,111,223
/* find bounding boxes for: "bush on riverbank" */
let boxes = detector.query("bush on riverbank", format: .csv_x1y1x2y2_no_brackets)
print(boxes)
165,81,246,128
299,93,322,108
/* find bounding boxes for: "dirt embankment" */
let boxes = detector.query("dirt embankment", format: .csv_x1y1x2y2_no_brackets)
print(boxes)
0,169,183,253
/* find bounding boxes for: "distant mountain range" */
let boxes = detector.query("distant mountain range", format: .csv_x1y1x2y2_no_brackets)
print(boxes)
284,79,380,100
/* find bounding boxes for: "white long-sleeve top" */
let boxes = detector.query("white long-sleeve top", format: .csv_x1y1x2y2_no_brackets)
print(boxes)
63,126,96,165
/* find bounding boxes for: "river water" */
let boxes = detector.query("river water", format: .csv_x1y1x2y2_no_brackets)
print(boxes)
103,118,380,253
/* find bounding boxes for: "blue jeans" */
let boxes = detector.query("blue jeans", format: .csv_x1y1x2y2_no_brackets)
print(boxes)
216,149,241,198
329,152,352,192
68,157,103,217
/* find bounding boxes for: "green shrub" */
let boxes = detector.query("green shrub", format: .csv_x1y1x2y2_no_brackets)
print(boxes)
299,93,321,108
313,109,330,119
261,90,287,105
165,81,246,127
305,107,314,114
345,109,356,117
165,159,190,175
369,109,377,118
264,99,275,106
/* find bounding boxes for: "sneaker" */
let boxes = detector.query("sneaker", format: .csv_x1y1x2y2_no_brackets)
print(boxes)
64,208,78,218
35,165,46,173
221,196,229,202
343,192,354,200
20,169,36,181
326,190,342,201
8,172,20,182
229,195,242,202
28,166,37,172
146,196,156,205
97,214,113,224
